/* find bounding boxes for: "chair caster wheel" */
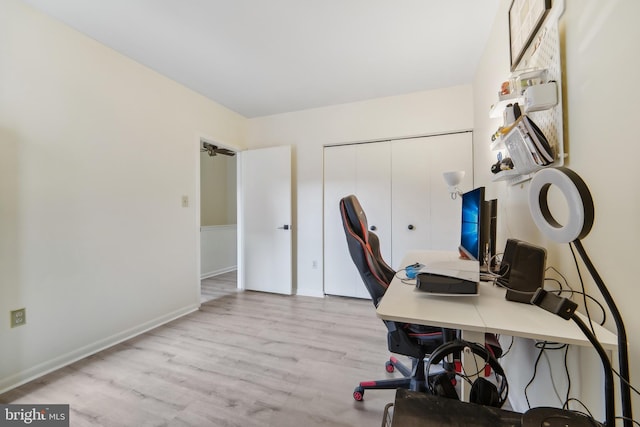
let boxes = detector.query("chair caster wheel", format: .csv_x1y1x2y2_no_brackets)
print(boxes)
385,360,395,373
353,386,364,401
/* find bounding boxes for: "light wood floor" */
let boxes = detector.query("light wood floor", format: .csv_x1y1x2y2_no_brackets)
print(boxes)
0,276,402,426
200,271,239,303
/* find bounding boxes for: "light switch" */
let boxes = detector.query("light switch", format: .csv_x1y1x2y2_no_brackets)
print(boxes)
181,195,189,208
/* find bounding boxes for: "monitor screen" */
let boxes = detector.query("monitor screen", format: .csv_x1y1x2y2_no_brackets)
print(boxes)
459,187,486,262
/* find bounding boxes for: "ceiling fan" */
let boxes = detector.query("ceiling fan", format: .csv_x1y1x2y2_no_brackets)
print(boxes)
201,142,235,157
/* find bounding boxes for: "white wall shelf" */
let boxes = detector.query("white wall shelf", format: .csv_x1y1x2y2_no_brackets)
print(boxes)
489,5,565,185
489,96,524,119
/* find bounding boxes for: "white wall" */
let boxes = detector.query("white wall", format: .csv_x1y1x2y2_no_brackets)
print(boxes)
246,85,474,296
0,0,245,392
473,0,639,417
200,152,237,226
200,225,237,279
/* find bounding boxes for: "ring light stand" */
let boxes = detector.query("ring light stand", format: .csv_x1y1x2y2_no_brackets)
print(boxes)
528,167,632,427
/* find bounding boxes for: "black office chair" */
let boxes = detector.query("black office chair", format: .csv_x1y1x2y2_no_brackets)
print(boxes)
339,195,456,401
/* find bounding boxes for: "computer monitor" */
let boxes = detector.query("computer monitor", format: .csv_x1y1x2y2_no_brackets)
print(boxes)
483,198,498,270
459,187,496,268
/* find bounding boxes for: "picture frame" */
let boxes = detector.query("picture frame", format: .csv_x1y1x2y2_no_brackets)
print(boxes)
509,0,552,71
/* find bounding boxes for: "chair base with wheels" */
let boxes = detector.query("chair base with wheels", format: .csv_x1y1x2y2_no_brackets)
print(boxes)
353,356,426,401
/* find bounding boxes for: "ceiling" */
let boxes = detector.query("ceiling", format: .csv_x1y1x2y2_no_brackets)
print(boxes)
22,0,500,118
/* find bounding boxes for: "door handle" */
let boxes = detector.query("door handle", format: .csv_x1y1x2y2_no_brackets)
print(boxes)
370,225,377,231
277,224,290,230
408,224,415,230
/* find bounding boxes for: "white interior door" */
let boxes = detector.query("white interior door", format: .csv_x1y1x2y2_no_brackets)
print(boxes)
239,145,292,294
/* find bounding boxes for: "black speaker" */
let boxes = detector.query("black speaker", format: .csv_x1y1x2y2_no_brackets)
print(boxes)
496,238,522,284
504,241,547,304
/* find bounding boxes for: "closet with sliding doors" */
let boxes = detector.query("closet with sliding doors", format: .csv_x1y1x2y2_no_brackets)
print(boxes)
323,132,473,298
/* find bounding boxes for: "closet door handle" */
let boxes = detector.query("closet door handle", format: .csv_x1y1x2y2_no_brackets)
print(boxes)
407,224,415,230
370,225,377,231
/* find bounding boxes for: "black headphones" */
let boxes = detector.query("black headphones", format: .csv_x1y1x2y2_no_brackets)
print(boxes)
426,339,509,408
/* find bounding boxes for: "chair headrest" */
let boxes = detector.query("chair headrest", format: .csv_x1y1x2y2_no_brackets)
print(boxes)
340,195,368,241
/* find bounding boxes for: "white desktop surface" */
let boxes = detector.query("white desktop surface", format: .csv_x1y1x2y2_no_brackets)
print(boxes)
377,250,617,350
377,286,485,333
378,251,485,332
376,250,618,400
474,281,617,350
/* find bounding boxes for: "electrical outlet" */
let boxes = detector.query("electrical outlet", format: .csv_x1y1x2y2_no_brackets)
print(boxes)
312,260,318,269
11,308,26,328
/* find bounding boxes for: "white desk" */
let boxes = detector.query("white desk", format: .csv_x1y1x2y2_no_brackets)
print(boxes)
376,250,618,398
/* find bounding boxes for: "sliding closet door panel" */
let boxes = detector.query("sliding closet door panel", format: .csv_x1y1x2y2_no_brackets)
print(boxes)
323,142,391,298
323,145,360,298
428,133,473,252
391,138,431,267
391,133,473,266
354,142,392,264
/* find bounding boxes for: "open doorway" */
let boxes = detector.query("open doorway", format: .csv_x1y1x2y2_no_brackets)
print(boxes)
199,139,238,302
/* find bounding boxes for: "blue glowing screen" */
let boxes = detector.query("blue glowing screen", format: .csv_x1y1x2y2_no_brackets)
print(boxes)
460,187,485,261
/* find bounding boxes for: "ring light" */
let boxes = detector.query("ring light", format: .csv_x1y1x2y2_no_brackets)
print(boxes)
528,167,633,427
528,167,594,243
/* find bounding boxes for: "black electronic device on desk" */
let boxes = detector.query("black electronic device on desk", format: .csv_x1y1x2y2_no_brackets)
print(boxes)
416,272,477,295
413,256,480,296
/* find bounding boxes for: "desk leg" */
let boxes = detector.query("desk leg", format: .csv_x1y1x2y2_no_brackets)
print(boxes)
459,329,485,402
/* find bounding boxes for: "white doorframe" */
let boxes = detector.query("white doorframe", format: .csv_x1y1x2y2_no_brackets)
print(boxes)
236,150,244,291
195,133,243,300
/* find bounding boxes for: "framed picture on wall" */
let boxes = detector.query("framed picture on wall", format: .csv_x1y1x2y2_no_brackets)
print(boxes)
509,0,552,71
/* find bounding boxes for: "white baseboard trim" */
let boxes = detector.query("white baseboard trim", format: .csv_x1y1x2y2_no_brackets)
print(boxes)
295,289,325,298
201,265,237,280
0,304,199,395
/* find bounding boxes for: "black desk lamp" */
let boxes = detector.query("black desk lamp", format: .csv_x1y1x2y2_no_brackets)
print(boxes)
527,167,632,427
